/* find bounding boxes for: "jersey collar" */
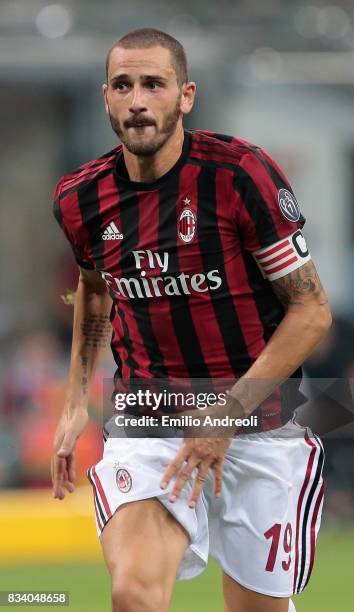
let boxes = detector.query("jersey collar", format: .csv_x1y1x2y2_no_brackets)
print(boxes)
113,129,191,191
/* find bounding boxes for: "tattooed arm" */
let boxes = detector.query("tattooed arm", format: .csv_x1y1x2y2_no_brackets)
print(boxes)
271,260,329,309
52,268,112,499
66,267,113,405
227,261,332,416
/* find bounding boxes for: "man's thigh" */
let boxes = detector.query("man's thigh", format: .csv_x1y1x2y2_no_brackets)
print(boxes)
223,573,289,612
101,498,189,612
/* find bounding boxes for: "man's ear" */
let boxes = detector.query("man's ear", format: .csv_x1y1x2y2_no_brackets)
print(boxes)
181,81,197,115
102,84,109,115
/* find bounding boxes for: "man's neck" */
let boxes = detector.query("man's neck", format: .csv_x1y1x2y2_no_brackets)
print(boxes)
122,124,185,182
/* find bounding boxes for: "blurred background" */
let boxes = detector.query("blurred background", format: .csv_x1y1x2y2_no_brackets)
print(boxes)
0,0,353,610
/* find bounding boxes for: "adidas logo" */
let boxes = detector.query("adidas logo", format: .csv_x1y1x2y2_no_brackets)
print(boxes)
102,221,123,241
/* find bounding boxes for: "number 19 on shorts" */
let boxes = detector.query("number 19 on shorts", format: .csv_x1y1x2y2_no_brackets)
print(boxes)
264,522,292,572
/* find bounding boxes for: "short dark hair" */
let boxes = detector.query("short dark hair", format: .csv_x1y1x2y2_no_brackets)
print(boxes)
106,28,188,85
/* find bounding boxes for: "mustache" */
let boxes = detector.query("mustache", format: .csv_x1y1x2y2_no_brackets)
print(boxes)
124,117,156,129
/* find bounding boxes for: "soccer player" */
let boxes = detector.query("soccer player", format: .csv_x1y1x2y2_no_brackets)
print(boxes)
51,28,332,612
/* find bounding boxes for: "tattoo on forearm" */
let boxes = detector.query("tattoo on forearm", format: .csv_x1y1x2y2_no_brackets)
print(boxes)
81,356,89,394
80,314,111,348
272,261,328,307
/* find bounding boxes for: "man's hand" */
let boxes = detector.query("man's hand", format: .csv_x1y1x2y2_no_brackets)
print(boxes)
51,407,88,500
160,398,243,507
160,435,231,508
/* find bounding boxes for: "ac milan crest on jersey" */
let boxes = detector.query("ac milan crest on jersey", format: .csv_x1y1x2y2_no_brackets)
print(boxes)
178,208,196,243
116,468,132,493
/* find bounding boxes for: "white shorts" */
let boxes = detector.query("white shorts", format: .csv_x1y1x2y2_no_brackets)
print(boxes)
87,419,324,598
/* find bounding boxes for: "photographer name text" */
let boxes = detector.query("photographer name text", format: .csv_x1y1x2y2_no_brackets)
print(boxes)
114,414,258,428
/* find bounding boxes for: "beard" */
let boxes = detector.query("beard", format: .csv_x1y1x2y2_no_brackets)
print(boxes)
108,96,182,156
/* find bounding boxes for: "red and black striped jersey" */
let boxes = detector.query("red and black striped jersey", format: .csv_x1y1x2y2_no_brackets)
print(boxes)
53,129,310,430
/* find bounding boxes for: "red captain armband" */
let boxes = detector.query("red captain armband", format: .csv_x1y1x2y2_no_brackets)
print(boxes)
253,230,311,281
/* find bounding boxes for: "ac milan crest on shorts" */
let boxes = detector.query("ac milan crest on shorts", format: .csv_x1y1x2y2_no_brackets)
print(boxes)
116,468,132,493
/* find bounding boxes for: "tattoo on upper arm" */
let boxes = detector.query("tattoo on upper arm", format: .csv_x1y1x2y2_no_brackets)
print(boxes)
271,261,328,307
80,314,112,348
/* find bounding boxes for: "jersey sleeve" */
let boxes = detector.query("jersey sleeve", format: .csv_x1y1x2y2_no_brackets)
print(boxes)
53,178,94,270
233,149,311,281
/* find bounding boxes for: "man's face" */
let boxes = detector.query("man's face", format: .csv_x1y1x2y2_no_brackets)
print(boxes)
103,46,195,156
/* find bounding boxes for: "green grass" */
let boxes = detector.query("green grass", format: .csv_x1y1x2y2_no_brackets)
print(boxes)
0,528,353,611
